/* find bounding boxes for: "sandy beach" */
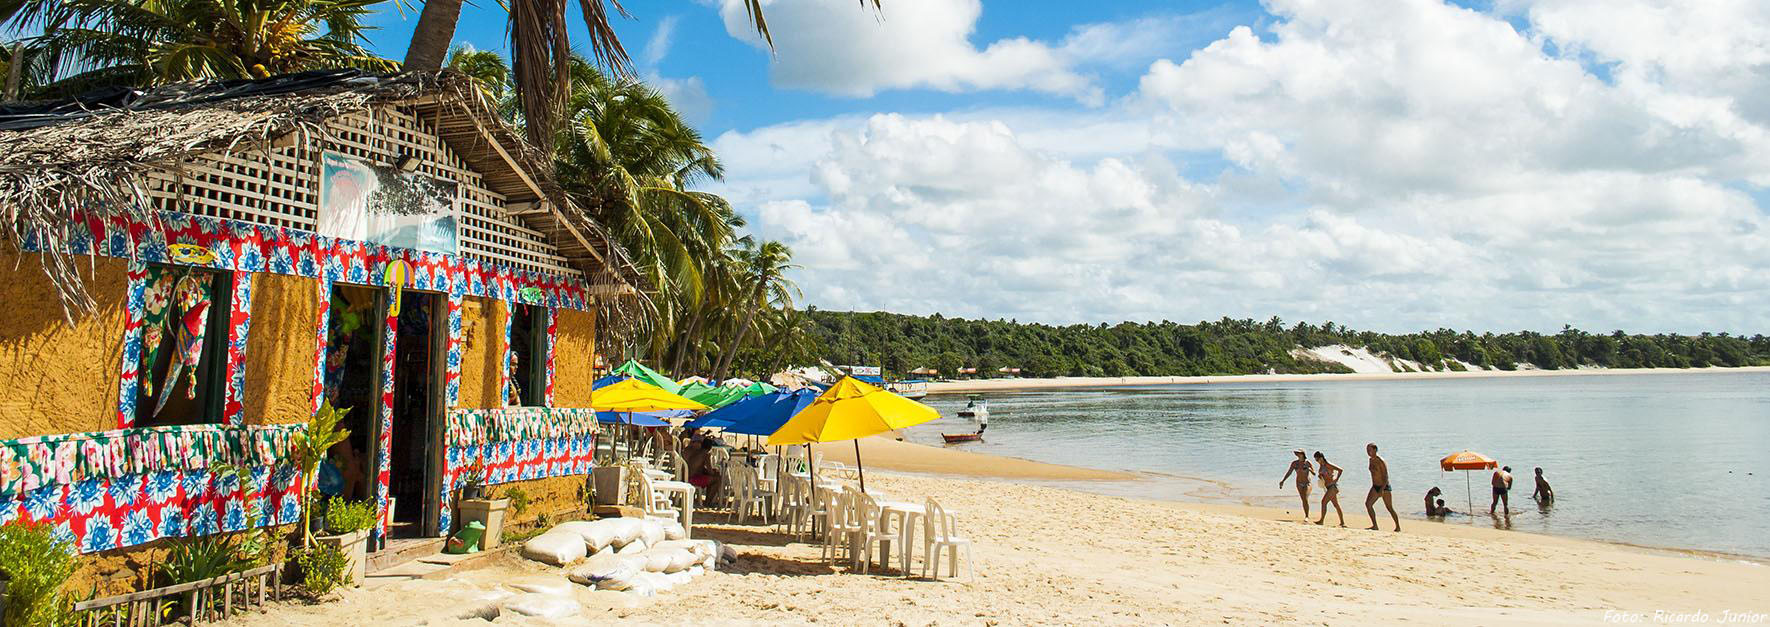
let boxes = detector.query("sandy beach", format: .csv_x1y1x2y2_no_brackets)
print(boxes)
228,437,1770,626
924,365,1770,393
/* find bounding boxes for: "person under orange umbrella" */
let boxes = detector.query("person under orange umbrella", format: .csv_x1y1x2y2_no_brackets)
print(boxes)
1441,450,1499,516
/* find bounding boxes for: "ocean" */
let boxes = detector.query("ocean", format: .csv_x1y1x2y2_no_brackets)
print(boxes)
911,371,1770,558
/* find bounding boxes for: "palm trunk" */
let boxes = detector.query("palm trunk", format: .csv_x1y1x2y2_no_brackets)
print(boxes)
712,302,759,379
404,0,466,70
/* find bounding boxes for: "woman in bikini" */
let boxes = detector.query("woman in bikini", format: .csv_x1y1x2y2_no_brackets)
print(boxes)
1313,451,1345,526
1279,449,1314,520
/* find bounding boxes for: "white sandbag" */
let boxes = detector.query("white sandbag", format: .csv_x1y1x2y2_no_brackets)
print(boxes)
590,545,614,559
606,518,644,545
687,566,704,577
641,550,672,573
581,520,623,550
665,570,694,586
649,539,706,559
615,539,647,555
521,531,587,566
508,580,574,596
638,519,667,547
635,571,675,593
665,549,699,573
501,593,580,618
661,519,687,541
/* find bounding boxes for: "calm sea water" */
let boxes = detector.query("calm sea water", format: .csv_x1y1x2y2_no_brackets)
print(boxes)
910,372,1770,558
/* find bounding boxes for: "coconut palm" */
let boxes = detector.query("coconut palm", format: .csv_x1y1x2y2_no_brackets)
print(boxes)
711,239,797,379
2,0,396,95
402,1,882,150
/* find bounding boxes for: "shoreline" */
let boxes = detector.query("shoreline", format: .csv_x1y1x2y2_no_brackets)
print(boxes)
924,364,1770,393
818,435,1769,565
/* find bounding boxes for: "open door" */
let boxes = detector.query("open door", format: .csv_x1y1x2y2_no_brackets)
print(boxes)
380,289,445,541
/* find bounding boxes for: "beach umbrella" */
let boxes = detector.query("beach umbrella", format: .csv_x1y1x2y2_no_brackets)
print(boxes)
768,377,939,492
1440,450,1499,515
607,359,684,395
594,411,676,427
592,379,708,460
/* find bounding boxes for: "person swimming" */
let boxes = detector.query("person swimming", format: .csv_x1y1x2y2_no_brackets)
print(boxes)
1531,467,1554,502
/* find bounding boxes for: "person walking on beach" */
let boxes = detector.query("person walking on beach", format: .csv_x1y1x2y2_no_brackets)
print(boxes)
1313,451,1344,526
1279,449,1314,519
1364,443,1400,532
1531,467,1554,502
1490,466,1514,516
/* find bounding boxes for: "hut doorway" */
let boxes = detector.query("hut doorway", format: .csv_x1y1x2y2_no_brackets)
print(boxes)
384,289,444,541
322,285,380,504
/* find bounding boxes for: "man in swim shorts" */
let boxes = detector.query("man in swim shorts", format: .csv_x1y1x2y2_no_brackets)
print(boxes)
1490,465,1514,516
1364,443,1399,532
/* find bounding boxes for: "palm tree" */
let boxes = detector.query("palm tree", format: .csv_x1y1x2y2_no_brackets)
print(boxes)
711,239,797,379
445,44,511,105
403,1,881,150
2,0,395,95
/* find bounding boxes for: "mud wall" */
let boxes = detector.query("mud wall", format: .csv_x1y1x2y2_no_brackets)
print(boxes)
0,249,129,439
243,273,321,425
457,297,507,409
490,474,590,530
551,307,597,407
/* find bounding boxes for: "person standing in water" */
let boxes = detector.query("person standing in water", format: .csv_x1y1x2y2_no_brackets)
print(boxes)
1279,449,1314,519
1531,467,1554,502
1364,443,1400,532
1313,451,1344,526
1425,486,1443,517
1490,465,1514,516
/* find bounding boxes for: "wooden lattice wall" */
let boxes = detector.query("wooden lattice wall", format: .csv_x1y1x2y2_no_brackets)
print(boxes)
143,105,581,278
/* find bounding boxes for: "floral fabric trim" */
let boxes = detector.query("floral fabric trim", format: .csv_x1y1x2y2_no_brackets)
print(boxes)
544,309,557,406
438,434,595,533
443,408,598,447
373,306,396,544
0,463,302,554
29,209,595,311
0,423,307,498
500,302,515,406
223,271,254,425
116,263,151,428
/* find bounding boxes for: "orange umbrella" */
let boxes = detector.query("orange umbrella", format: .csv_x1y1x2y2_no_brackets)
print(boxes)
1440,450,1499,515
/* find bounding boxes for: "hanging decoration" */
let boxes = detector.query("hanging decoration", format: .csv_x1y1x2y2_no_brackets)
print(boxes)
444,408,598,447
0,424,307,497
166,243,216,265
384,259,409,317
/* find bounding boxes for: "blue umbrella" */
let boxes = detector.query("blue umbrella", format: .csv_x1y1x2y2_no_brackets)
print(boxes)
721,389,820,436
595,411,675,427
683,392,775,430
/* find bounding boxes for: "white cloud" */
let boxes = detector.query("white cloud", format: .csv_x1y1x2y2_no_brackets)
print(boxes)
721,0,1770,333
715,0,1188,104
642,15,681,67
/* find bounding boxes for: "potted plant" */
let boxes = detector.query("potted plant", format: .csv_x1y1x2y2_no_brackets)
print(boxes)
314,497,375,587
458,484,516,550
292,401,350,549
459,459,487,500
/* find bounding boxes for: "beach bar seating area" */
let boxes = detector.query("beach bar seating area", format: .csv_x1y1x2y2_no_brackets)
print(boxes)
0,70,643,606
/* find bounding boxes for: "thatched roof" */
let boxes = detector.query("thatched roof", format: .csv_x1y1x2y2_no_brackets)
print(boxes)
0,69,643,319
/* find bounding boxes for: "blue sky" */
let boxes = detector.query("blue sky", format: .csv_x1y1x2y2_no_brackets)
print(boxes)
358,0,1770,334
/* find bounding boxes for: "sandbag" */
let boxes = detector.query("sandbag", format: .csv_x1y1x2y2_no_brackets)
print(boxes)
641,550,673,573
666,549,699,573
650,539,706,559
501,593,580,618
687,566,705,577
508,580,574,596
615,539,647,555
581,520,623,550
521,531,587,566
638,519,667,547
606,518,644,545
661,519,687,541
635,571,675,593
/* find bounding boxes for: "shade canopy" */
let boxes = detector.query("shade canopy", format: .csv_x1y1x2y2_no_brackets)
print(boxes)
678,381,715,400
595,411,674,427
1441,450,1499,471
687,389,819,434
607,359,683,394
591,379,708,413
767,377,939,446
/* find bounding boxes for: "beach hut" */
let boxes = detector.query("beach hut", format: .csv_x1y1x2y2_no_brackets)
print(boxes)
0,70,642,595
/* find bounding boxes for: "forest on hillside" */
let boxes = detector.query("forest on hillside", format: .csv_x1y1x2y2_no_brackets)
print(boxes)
806,310,1770,379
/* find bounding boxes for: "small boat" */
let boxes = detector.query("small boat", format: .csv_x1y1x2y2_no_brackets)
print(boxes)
887,379,929,399
941,432,982,443
957,395,987,419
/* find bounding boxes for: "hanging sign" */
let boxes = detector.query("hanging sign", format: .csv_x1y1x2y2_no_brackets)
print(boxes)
385,259,409,317
519,286,544,304
166,243,216,265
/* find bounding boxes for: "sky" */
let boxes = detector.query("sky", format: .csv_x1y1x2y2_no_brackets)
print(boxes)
362,0,1770,334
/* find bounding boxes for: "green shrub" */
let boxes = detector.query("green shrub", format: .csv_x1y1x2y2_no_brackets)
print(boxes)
161,534,251,585
323,497,376,535
0,523,76,627
502,486,531,517
294,544,350,597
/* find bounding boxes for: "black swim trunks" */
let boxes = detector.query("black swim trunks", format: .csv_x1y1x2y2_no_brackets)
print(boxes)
1493,487,1509,496
1370,484,1391,493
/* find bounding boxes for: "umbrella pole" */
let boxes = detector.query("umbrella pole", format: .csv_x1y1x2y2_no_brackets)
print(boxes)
854,439,866,493
1465,470,1474,518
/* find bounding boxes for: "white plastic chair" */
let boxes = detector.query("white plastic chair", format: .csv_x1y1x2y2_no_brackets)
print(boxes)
922,497,973,582
847,492,893,574
822,489,856,563
730,465,774,526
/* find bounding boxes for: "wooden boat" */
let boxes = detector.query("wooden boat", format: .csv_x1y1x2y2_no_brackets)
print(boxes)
941,432,982,443
956,395,987,418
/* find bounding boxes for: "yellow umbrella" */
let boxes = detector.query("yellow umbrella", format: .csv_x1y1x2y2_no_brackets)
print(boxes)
768,376,939,492
592,379,708,460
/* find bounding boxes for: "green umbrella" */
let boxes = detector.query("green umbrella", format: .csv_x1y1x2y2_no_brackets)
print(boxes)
610,359,683,395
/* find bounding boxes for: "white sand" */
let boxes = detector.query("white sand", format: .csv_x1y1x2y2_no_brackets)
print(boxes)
227,441,1770,626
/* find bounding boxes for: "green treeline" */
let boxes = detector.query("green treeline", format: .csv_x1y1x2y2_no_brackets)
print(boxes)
808,310,1770,378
